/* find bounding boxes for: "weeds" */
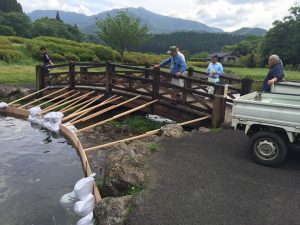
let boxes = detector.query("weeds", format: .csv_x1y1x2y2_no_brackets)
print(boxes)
146,142,160,152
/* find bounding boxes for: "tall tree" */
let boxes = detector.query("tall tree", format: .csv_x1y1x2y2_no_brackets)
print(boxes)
55,10,61,22
96,11,149,61
0,0,23,13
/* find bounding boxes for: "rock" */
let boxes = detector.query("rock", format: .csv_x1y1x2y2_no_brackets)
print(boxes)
19,87,33,97
94,195,132,225
160,124,184,138
103,142,144,197
197,127,211,133
0,85,17,97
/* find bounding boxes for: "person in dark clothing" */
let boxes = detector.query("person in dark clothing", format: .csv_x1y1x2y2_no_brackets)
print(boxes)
40,47,54,66
262,55,284,92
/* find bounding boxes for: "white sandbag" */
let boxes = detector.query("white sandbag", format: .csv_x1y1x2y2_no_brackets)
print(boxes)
76,212,93,225
146,114,175,124
0,102,8,109
65,122,77,132
42,111,63,132
60,191,78,210
74,193,95,217
74,173,96,200
28,107,43,124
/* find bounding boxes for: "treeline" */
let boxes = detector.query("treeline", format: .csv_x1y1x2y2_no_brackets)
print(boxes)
223,6,300,69
130,32,246,55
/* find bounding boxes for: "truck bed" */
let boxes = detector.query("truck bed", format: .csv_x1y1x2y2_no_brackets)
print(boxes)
272,81,300,95
232,92,300,129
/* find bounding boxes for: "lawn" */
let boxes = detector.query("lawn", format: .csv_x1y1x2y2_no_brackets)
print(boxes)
0,62,36,84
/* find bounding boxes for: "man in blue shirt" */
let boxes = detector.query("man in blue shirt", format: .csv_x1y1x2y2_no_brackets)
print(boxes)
207,54,223,94
262,55,284,92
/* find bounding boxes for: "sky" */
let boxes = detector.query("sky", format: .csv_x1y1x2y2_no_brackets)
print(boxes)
19,0,299,31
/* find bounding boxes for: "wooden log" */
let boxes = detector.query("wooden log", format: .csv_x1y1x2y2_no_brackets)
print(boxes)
41,92,80,112
66,96,123,123
41,91,95,114
75,99,158,134
61,95,103,114
8,87,49,106
18,87,68,108
62,95,120,122
84,116,211,152
59,94,91,113
71,95,141,125
35,90,75,107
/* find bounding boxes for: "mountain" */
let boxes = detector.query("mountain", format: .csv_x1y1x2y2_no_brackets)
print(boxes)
27,7,223,34
231,27,267,36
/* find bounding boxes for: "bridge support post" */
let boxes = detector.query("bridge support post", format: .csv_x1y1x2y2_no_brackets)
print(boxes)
183,67,193,104
69,61,76,89
36,65,46,98
212,84,228,128
240,78,253,96
106,62,114,97
152,67,160,100
144,63,150,79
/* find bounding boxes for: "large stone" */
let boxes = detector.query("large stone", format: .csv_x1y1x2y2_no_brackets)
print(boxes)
19,87,33,97
103,142,144,197
94,195,132,225
160,124,184,138
0,85,17,97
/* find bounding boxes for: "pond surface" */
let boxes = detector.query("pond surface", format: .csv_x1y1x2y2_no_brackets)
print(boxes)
0,115,84,225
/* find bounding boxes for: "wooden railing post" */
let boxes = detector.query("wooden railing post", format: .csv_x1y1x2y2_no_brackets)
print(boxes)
182,67,194,104
36,65,45,91
69,61,76,89
152,67,160,100
240,78,253,96
106,62,113,97
144,63,150,79
212,84,228,128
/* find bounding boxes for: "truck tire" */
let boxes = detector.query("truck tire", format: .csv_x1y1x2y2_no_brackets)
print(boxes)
247,131,287,167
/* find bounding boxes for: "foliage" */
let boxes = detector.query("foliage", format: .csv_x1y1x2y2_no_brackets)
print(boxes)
261,6,300,65
122,184,142,196
0,0,23,13
96,11,149,61
0,24,16,36
190,51,209,61
131,32,246,55
64,52,80,61
146,142,160,152
0,12,31,37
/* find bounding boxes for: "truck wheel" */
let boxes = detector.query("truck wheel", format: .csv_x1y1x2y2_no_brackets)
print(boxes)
247,131,287,166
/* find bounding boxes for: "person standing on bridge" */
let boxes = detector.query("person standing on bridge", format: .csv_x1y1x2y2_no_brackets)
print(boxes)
262,54,284,92
40,46,54,67
207,54,223,95
155,46,187,99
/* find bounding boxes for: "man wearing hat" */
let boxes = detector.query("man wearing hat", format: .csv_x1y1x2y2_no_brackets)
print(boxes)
155,46,187,98
207,54,223,94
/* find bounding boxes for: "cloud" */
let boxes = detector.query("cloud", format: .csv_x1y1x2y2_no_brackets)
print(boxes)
18,0,299,31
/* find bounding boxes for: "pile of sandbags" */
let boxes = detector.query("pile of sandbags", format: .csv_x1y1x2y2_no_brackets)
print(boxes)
60,173,96,225
42,112,63,132
28,107,43,124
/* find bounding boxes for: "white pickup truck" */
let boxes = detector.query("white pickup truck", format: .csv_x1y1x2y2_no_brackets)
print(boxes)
232,82,300,166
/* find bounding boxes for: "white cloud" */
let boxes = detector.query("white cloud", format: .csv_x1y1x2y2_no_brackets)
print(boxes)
18,0,299,31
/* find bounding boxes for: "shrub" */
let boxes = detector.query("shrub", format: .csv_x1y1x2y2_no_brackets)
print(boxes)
0,49,23,62
78,52,96,62
64,53,79,61
0,25,16,36
50,53,66,62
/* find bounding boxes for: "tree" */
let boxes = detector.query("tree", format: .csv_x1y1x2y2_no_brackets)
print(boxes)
56,11,61,22
0,12,31,37
0,24,16,35
96,11,149,61
0,0,23,13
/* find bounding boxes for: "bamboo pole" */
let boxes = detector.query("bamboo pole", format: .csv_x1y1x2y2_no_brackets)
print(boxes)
62,95,120,122
75,99,158,134
35,90,75,107
71,95,141,125
41,91,95,114
84,116,211,152
41,92,80,112
8,87,49,106
65,96,123,123
19,87,68,108
60,95,103,114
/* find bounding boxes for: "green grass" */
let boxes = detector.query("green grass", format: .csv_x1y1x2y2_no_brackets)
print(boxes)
0,62,36,84
146,142,160,152
109,115,165,134
122,184,142,196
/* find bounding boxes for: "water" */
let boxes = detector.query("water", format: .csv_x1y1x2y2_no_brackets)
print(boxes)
0,115,84,225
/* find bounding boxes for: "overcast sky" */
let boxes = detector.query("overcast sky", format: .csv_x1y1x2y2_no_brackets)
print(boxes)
19,0,299,31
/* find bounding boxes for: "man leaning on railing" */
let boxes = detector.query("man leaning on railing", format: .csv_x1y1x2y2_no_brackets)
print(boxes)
155,46,187,99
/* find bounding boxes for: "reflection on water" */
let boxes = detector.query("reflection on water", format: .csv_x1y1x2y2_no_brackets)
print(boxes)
0,115,84,225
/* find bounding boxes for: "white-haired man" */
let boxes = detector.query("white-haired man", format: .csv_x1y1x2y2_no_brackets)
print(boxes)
262,55,284,92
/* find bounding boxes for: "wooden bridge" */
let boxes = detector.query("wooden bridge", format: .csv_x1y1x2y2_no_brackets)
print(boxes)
36,62,253,128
